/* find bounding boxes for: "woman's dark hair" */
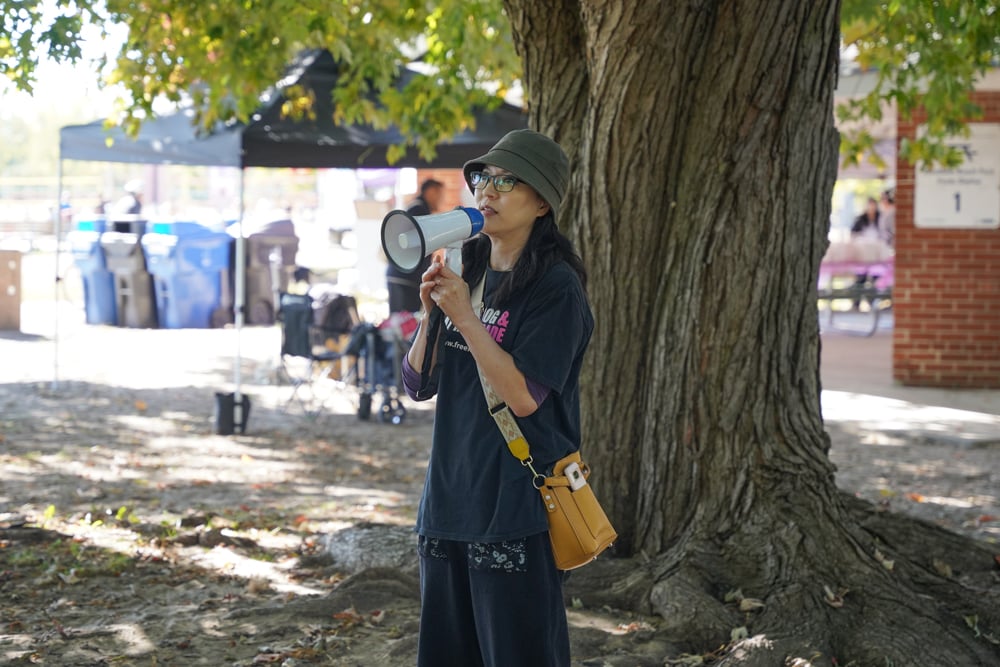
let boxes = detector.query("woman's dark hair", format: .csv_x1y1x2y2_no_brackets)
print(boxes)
461,211,587,307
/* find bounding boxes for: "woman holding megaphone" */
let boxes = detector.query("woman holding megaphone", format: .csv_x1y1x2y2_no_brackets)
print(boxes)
401,129,593,667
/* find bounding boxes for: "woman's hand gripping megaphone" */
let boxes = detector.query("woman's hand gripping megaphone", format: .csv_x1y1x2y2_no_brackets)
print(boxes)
420,261,475,332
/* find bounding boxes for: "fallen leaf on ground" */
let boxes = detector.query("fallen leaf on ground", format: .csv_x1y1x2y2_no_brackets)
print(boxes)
874,548,894,571
932,559,953,578
823,584,847,608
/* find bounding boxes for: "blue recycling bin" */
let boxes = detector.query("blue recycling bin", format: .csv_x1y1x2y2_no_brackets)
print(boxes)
74,217,108,233
141,222,232,329
67,226,117,325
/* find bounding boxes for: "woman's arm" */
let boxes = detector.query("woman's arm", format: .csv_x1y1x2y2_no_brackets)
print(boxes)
405,261,445,374
405,308,434,373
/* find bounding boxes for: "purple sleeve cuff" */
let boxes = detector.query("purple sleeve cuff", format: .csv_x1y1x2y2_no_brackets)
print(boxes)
525,378,551,407
401,354,423,400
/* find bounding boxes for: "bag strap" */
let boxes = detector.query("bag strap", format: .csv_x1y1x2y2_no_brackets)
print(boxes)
471,275,546,487
477,364,546,487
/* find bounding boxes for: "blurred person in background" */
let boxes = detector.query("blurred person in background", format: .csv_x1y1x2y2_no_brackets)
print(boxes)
879,188,895,247
113,179,144,216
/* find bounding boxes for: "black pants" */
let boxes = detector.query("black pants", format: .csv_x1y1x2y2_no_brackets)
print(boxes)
416,533,570,667
852,272,881,309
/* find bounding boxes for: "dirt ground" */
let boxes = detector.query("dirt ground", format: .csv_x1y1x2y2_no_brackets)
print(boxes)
1,268,999,666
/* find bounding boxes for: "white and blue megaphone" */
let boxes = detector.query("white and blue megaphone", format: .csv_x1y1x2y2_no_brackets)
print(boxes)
381,206,484,274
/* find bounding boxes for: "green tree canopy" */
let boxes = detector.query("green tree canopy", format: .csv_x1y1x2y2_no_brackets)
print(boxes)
839,0,1000,167
3,0,998,166
2,0,522,162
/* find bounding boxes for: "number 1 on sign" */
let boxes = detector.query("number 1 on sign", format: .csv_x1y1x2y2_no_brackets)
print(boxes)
955,192,961,212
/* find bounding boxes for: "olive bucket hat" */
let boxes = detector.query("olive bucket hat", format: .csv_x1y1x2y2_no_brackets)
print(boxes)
462,129,569,218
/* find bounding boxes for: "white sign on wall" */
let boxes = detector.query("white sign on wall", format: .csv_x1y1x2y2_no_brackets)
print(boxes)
914,123,1000,229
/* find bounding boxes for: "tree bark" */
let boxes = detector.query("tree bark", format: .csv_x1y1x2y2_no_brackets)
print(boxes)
505,0,1000,664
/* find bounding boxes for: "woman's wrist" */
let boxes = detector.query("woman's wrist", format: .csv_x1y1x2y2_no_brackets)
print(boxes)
448,308,481,334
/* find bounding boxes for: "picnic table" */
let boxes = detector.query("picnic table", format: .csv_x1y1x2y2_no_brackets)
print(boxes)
817,239,894,337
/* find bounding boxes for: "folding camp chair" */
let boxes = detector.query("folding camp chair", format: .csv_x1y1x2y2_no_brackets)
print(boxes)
277,291,356,416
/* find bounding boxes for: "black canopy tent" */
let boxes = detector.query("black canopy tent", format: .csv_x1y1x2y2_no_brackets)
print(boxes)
59,49,528,169
55,49,527,424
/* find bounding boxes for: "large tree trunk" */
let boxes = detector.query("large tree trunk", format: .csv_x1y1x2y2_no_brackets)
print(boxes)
506,1,1000,664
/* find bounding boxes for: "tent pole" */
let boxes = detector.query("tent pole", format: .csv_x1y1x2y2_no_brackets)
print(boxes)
233,167,246,428
52,158,64,392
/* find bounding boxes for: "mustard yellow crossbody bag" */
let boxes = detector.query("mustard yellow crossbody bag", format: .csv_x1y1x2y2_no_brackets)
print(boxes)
471,278,616,570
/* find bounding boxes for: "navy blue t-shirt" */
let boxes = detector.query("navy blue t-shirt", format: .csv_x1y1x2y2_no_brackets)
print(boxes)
415,261,594,543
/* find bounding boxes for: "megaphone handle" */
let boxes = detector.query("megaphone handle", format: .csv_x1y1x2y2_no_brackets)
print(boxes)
443,243,463,274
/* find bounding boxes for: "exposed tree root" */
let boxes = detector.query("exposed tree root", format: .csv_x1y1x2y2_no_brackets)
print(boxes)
566,494,1000,666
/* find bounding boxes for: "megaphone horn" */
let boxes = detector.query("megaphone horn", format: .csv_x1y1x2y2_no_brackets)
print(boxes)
381,206,485,273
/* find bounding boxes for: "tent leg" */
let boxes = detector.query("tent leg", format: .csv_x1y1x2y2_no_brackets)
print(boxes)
232,167,246,430
52,159,64,391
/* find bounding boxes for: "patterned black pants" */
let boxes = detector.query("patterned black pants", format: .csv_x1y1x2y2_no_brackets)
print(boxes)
416,532,570,667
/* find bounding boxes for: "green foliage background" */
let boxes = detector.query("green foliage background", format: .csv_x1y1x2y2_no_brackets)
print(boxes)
840,0,1000,168
2,0,999,166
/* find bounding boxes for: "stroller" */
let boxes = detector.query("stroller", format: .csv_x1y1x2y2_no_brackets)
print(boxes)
342,311,417,424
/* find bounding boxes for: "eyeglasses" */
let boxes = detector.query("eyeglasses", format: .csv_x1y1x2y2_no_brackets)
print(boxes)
469,171,521,193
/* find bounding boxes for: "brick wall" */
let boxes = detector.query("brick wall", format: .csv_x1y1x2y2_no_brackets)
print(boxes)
893,91,1000,388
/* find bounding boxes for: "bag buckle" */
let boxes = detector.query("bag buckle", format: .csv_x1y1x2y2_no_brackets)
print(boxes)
519,456,546,489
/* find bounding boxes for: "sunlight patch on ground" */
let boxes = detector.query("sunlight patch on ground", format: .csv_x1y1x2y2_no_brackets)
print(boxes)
188,543,327,596
565,609,656,636
885,458,988,478
923,495,977,509
97,623,158,656
143,433,302,463
61,522,165,559
319,485,408,504
0,636,33,661
21,438,311,490
111,415,184,432
822,390,1000,443
60,519,330,598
